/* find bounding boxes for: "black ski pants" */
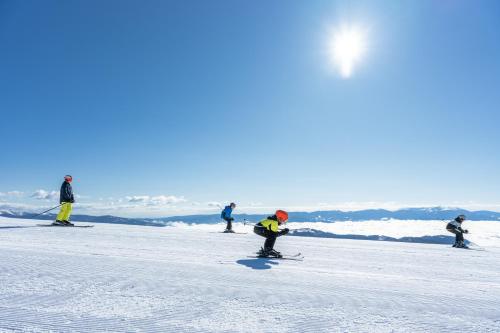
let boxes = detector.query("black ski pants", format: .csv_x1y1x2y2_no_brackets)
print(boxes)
254,226,278,250
446,224,464,243
224,217,234,230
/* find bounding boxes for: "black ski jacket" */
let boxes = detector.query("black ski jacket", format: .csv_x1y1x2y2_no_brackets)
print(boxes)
446,218,465,233
60,181,74,203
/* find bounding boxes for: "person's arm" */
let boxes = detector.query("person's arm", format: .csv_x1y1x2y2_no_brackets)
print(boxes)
69,184,75,203
60,183,68,203
278,228,290,236
62,183,72,203
222,207,230,219
269,221,279,232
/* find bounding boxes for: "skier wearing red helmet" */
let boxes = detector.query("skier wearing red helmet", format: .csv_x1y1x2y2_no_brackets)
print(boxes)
253,210,290,258
53,175,75,226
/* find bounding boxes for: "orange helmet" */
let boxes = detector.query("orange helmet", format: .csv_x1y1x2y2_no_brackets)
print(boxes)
276,210,288,223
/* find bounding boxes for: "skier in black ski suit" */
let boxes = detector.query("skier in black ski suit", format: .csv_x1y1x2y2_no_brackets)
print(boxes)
446,214,469,248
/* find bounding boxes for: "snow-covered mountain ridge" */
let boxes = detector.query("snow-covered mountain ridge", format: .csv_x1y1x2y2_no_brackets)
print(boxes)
1,206,499,226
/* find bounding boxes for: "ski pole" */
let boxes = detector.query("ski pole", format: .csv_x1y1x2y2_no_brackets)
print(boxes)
32,203,64,219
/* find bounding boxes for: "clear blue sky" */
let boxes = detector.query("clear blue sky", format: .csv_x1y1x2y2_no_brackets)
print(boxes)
1,0,499,216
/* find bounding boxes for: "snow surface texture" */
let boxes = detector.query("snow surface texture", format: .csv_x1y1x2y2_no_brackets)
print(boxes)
0,217,499,333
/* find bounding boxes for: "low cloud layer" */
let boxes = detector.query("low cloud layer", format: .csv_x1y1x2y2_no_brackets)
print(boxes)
31,190,59,201
0,191,24,198
2,188,500,218
125,195,187,206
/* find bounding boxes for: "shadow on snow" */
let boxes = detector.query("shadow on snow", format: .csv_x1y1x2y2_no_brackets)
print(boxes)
237,258,280,270
289,228,459,245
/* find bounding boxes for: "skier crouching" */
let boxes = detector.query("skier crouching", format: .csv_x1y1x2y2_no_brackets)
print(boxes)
446,214,469,248
254,210,290,258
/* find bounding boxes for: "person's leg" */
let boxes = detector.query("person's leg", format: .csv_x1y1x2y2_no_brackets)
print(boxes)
263,230,277,250
62,203,73,222
448,228,466,247
56,203,68,222
254,227,270,255
457,230,464,245
226,218,232,231
253,226,266,237
447,228,460,246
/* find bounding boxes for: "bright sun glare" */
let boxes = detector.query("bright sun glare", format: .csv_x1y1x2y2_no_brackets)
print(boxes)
329,25,367,78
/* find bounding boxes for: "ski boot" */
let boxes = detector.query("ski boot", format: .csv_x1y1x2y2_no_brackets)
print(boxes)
267,249,283,258
52,220,65,226
223,229,235,233
456,241,469,249
257,247,282,258
62,220,74,226
452,242,458,248
256,247,269,257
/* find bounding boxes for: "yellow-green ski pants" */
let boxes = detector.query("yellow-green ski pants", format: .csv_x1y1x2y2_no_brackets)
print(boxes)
56,202,73,221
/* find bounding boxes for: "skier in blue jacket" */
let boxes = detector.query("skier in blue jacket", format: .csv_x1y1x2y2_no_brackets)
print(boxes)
221,203,236,233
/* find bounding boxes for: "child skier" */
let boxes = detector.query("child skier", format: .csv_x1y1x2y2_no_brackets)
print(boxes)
253,210,290,258
53,175,75,226
221,202,236,233
446,214,469,248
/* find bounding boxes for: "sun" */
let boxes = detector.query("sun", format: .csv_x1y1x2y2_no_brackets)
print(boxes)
328,25,367,78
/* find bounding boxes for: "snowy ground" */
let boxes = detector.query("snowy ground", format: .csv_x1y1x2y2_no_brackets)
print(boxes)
0,217,499,333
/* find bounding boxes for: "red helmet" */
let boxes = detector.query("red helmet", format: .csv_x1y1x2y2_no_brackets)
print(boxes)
276,210,288,223
64,175,73,182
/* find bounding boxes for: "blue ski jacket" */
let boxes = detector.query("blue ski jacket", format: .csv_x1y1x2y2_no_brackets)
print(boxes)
221,206,233,220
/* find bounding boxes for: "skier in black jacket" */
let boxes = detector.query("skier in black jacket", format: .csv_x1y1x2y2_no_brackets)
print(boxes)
253,210,290,258
53,175,75,226
446,215,469,248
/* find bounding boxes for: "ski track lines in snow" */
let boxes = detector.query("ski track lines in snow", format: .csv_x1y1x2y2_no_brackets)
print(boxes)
0,218,499,333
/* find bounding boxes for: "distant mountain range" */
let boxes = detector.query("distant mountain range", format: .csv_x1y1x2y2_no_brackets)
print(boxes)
1,207,499,226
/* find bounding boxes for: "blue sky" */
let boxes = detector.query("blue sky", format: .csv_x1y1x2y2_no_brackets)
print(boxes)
1,0,499,216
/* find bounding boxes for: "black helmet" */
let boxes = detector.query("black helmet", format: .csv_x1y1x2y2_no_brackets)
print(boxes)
457,214,466,221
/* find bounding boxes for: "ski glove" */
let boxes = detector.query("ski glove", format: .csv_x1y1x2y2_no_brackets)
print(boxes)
279,228,290,236
463,229,469,234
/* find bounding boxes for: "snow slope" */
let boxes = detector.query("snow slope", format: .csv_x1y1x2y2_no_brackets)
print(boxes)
0,217,499,332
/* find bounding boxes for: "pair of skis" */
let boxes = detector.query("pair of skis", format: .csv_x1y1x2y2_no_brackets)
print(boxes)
452,245,486,251
36,224,94,228
248,252,304,261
